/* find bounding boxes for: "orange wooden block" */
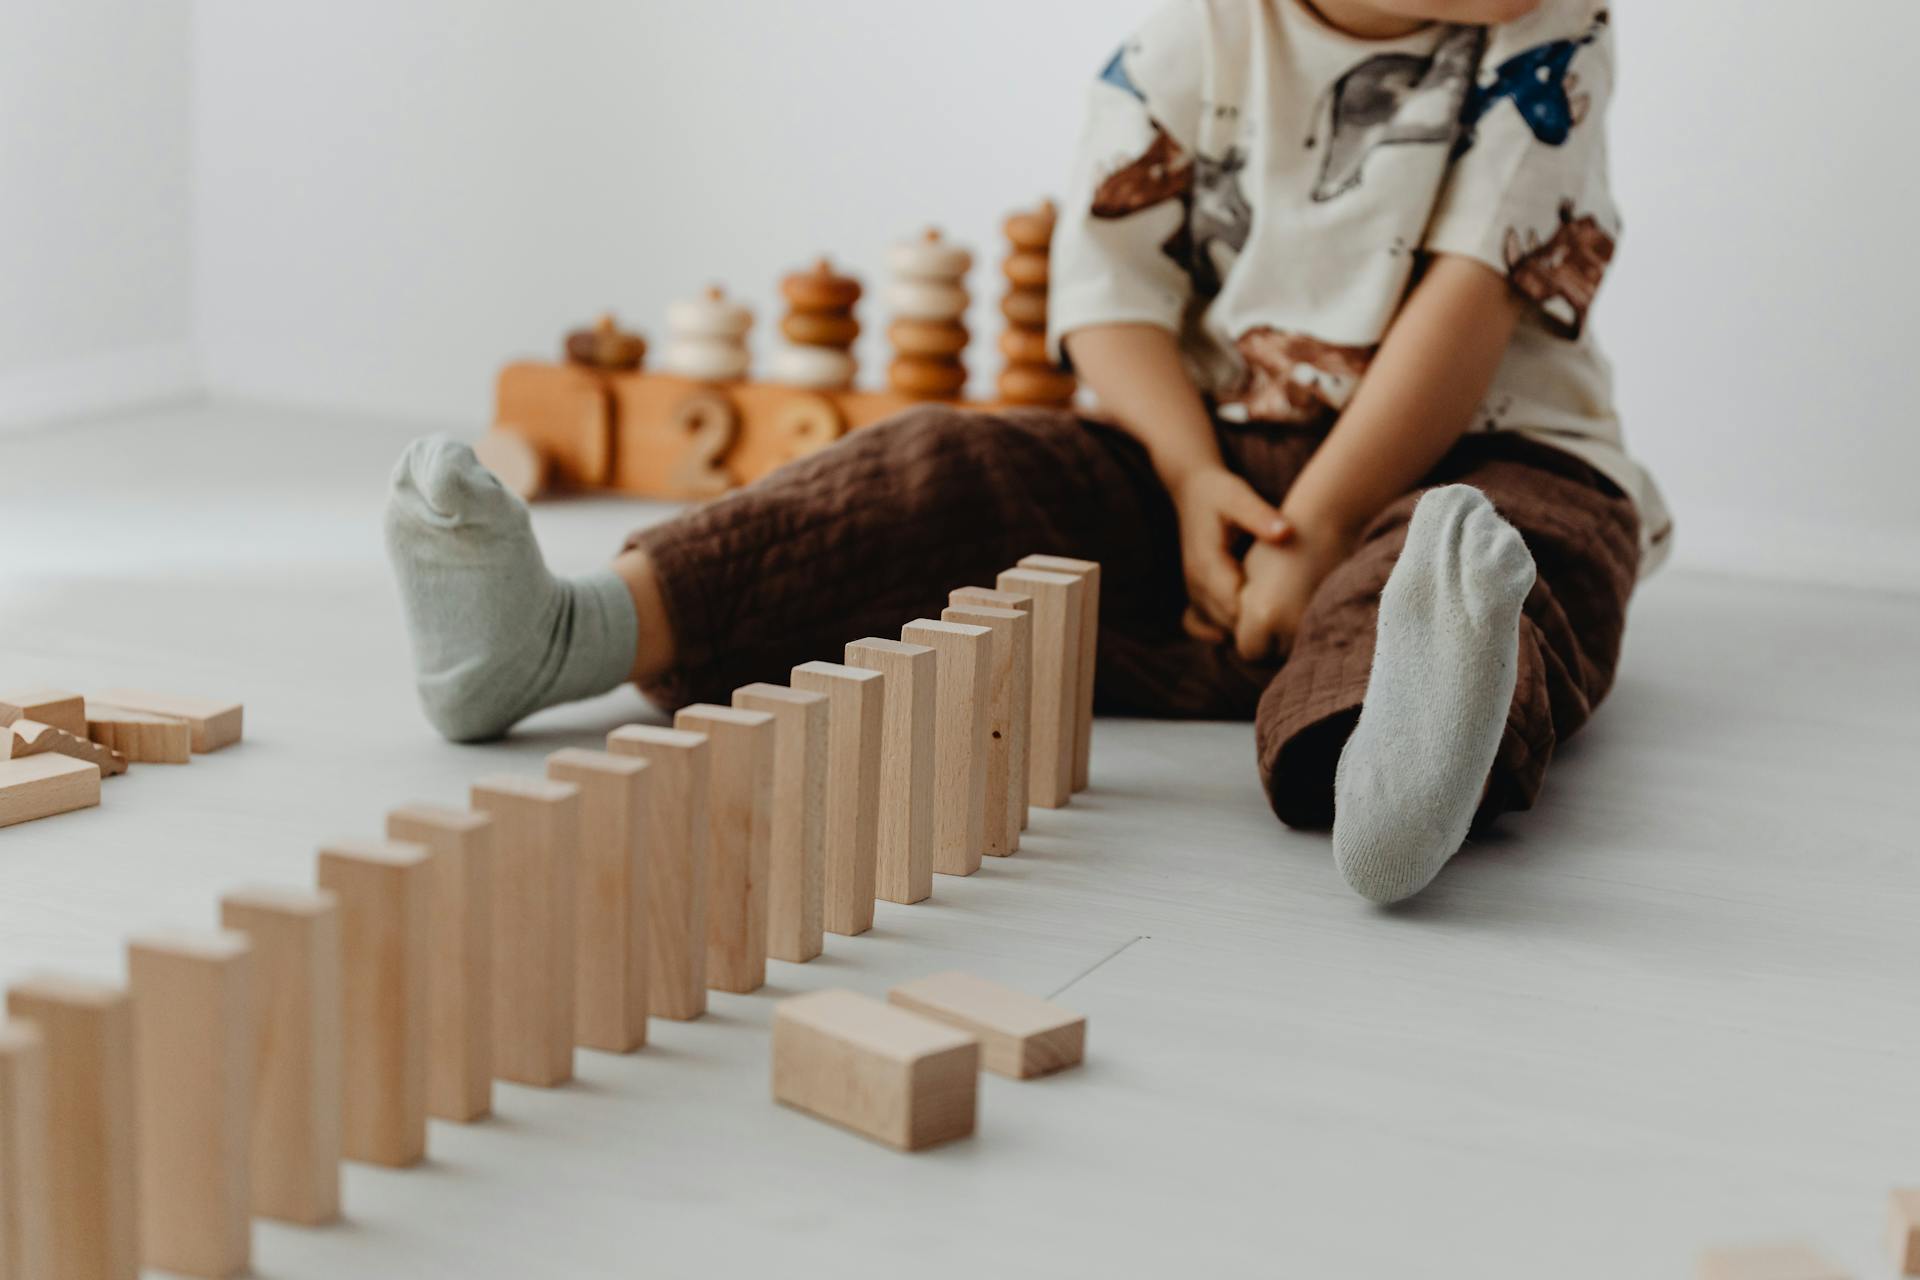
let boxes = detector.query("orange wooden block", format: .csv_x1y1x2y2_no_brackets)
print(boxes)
469,778,580,1084
731,684,829,964
0,689,85,737
844,638,936,905
940,603,1029,856
790,662,884,937
606,725,710,1020
673,706,774,994
900,620,991,878
544,752,651,1053
494,359,613,488
1016,554,1099,791
95,689,241,753
995,567,1083,809
888,971,1083,1079
0,1022,50,1280
771,990,978,1152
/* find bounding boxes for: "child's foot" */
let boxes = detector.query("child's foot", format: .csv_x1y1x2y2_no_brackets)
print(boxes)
1331,484,1536,904
384,436,638,742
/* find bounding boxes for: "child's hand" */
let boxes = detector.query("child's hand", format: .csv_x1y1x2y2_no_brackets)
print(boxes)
1232,521,1356,663
1169,466,1292,633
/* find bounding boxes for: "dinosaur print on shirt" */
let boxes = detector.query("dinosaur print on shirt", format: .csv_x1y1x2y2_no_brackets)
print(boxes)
1457,10,1608,154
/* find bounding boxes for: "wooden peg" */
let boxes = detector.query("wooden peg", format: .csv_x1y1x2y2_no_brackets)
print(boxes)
843,639,936,904
0,689,85,737
83,704,190,765
1695,1243,1849,1279
606,726,711,1020
94,690,241,753
771,989,978,1151
995,568,1084,808
899,620,991,877
731,685,829,964
315,840,431,1164
0,1022,50,1280
1015,555,1099,791
0,756,101,829
888,971,1083,1079
542,752,651,1053
950,586,1034,828
672,706,775,994
940,604,1030,856
789,663,884,936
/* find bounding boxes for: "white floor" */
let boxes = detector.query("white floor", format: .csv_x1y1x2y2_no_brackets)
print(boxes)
4,401,1919,1279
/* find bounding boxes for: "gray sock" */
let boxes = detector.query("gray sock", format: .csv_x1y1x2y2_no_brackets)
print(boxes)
384,435,638,742
1331,484,1537,904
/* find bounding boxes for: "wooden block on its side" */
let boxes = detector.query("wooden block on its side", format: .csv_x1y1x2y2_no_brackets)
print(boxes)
789,663,884,937
95,689,241,753
899,620,991,878
1017,555,1099,792
5,975,137,1280
0,1022,50,1280
950,585,1033,829
85,704,191,765
386,806,496,1118
0,689,85,737
940,604,1028,856
887,971,1084,1079
3,719,127,777
771,990,978,1151
731,684,828,964
127,931,252,1278
0,755,101,829
996,568,1083,809
606,725,710,1020
217,887,341,1226
1891,1189,1920,1276
1695,1243,1850,1280
843,638,935,904
469,777,581,1084
495,360,613,488
544,751,651,1051
315,840,431,1166
673,705,774,994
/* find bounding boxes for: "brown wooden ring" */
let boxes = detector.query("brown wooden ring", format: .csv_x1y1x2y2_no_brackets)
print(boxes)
887,319,969,359
999,288,1048,328
888,357,968,399
997,328,1050,364
565,328,647,371
1003,203,1056,251
996,365,1077,406
1002,251,1050,289
781,311,861,348
781,271,862,311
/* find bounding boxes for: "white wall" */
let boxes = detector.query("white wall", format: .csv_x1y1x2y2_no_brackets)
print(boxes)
0,2,197,428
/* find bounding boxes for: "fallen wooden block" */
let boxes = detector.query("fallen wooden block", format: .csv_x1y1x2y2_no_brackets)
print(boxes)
4,974,137,1280
85,703,191,765
673,705,775,995
995,567,1083,809
127,931,253,1279
96,689,242,753
0,755,101,829
950,585,1033,828
789,662,884,937
0,1022,50,1280
900,619,991,878
731,684,828,964
844,638,935,904
1696,1243,1850,1280
217,886,341,1226
3,719,127,777
543,751,651,1052
1892,1189,1920,1275
386,805,497,1117
940,603,1029,855
888,971,1084,1079
771,989,978,1152
0,689,85,738
606,725,710,1020
316,840,431,1166
1017,554,1099,792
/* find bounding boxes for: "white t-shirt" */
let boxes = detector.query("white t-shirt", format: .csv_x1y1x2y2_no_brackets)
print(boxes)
1048,0,1671,572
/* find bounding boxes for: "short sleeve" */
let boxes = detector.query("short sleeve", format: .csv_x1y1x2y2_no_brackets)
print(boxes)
1424,2,1620,340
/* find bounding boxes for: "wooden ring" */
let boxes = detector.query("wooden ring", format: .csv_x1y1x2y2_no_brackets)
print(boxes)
888,319,969,359
888,356,968,399
780,311,861,348
999,288,1048,328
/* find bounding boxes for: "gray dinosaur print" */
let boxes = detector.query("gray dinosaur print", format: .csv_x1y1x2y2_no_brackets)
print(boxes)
1311,25,1484,202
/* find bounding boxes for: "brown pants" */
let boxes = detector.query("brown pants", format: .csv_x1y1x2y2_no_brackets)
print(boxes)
629,406,1640,828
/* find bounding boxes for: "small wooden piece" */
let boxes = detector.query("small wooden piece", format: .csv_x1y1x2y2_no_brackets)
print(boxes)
888,971,1084,1079
469,777,581,1085
1695,1244,1850,1280
899,620,991,877
217,887,341,1226
564,312,647,371
606,725,711,1020
672,705,774,994
0,689,85,737
543,752,651,1053
661,285,752,381
94,689,241,753
950,585,1034,829
996,567,1084,808
0,1022,50,1280
0,756,100,828
885,228,971,400
789,663,884,937
844,638,936,905
126,931,252,1278
83,704,190,764
996,199,1074,408
771,989,978,1152
2,720,126,777
940,603,1029,856
474,426,548,501
1016,555,1100,791
1892,1188,1920,1276
315,840,431,1165
731,685,828,964
5,975,137,1280
773,258,861,390
494,359,613,488
385,806,496,1118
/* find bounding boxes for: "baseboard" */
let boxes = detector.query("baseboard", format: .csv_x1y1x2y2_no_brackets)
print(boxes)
0,341,204,431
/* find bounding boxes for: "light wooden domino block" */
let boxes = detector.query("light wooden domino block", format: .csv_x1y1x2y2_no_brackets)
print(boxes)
843,638,935,904
1892,1189,1920,1276
771,989,978,1152
950,585,1033,829
607,726,710,1020
1017,554,1099,791
0,1022,50,1280
4,975,137,1280
888,970,1085,1079
469,777,580,1084
544,752,651,1052
731,684,828,963
1695,1243,1850,1280
996,567,1082,809
316,840,431,1165
0,755,101,829
673,705,775,994
0,688,85,737
126,932,252,1279
217,887,341,1226
2,720,126,777
94,689,241,753
940,603,1028,856
84,704,191,765
899,620,991,877
385,806,497,1117
790,663,884,936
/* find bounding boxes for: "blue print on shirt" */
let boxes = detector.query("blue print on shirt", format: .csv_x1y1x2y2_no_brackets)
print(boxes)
1098,44,1146,101
1457,10,1607,153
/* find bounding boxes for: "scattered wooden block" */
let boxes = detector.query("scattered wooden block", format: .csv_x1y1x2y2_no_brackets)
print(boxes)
899,620,991,878
844,638,936,904
1892,1189,1920,1275
1695,1243,1850,1280
950,585,1033,829
789,663,885,937
543,751,651,1052
4,975,137,1280
0,689,85,737
771,989,978,1151
0,1022,50,1280
126,931,252,1279
887,971,1084,1079
94,690,241,753
1017,556,1098,791
385,805,496,1118
469,778,581,1085
315,840,431,1165
731,684,828,963
2,719,127,777
940,603,1029,856
606,725,710,1020
217,886,341,1226
996,567,1083,808
673,705,775,994
0,755,101,829
84,703,191,765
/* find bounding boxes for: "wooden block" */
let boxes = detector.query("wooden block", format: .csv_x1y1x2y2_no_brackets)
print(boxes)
3,720,126,777
1892,1189,1920,1275
940,604,1029,856
771,990,978,1152
0,689,85,737
1016,555,1099,791
843,638,935,904
83,704,190,765
95,689,241,753
996,568,1083,808
887,971,1083,1079
216,887,341,1226
899,620,991,877
5,975,137,1280
315,840,431,1165
671,706,774,994
0,1022,50,1280
731,685,828,963
385,806,496,1117
469,778,581,1084
1695,1244,1850,1280
789,663,884,937
0,756,101,829
950,585,1033,829
606,726,710,1020
495,359,613,488
126,931,252,1278
542,752,651,1052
